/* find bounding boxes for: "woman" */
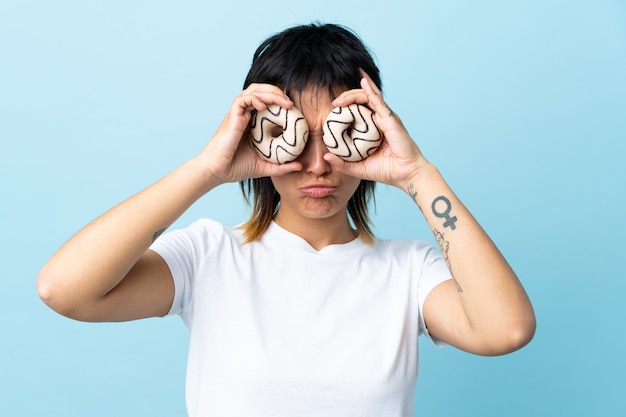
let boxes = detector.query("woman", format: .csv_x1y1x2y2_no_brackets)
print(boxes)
37,23,535,416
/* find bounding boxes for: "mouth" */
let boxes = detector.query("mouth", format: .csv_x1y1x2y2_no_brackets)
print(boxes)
300,184,337,198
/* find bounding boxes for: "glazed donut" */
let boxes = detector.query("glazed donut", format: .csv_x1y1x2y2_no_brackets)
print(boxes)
250,104,309,164
322,104,382,162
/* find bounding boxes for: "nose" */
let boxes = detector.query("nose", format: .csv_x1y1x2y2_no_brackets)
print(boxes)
300,135,330,177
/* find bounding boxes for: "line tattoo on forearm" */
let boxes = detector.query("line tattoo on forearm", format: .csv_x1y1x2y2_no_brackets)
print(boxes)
433,228,463,293
432,196,457,230
407,183,418,201
152,228,166,242
407,183,423,211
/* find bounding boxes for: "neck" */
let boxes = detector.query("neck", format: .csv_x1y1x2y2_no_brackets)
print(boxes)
273,210,357,251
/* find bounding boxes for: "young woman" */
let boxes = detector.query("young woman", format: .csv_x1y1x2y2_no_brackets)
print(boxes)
37,23,535,417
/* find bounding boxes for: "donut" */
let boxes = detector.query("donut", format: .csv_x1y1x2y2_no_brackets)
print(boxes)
322,103,382,162
250,104,309,164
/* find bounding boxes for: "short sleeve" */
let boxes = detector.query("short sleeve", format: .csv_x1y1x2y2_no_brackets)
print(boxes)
417,245,451,347
149,219,223,319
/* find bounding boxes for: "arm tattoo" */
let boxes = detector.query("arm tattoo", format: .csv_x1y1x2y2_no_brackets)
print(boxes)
407,183,418,201
152,228,166,242
433,228,463,293
407,183,423,212
432,196,457,230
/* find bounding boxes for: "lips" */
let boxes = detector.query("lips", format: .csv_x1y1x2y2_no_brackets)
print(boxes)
300,184,337,197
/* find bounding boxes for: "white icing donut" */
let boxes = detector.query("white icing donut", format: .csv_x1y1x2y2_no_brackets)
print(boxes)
250,104,309,164
322,103,382,162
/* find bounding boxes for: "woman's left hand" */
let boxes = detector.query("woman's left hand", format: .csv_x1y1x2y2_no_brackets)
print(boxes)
326,70,431,190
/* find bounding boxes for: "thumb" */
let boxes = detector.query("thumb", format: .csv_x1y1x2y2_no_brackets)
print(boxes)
324,153,369,179
257,159,303,178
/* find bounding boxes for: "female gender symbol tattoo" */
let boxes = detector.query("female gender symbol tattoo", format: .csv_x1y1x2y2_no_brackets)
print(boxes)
432,196,457,230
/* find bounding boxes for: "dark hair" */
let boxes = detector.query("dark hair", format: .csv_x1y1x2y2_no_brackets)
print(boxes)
240,23,380,243
243,23,382,97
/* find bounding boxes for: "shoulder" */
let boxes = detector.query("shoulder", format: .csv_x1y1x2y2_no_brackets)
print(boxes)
373,237,450,285
164,218,242,243
373,237,441,260
150,218,246,262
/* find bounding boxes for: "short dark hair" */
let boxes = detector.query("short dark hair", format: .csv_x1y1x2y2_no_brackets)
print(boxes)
243,22,382,96
240,23,380,243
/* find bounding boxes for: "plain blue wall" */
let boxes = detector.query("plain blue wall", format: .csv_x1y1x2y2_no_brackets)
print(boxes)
2,1,625,416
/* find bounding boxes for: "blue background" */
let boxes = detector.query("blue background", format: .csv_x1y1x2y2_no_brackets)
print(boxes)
2,1,625,416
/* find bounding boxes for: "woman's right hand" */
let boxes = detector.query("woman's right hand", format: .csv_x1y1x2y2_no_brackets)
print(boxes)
196,84,303,184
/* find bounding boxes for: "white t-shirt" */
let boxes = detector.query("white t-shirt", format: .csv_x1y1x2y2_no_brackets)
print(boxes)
151,219,451,417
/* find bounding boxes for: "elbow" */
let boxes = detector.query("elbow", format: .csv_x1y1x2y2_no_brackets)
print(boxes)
37,267,55,308
37,265,116,322
37,266,82,320
506,303,537,353
37,267,64,314
501,319,536,355
481,314,537,356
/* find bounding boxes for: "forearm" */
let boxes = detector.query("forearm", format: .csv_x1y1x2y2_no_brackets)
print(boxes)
37,84,300,320
331,74,535,353
37,157,221,310
404,164,535,350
